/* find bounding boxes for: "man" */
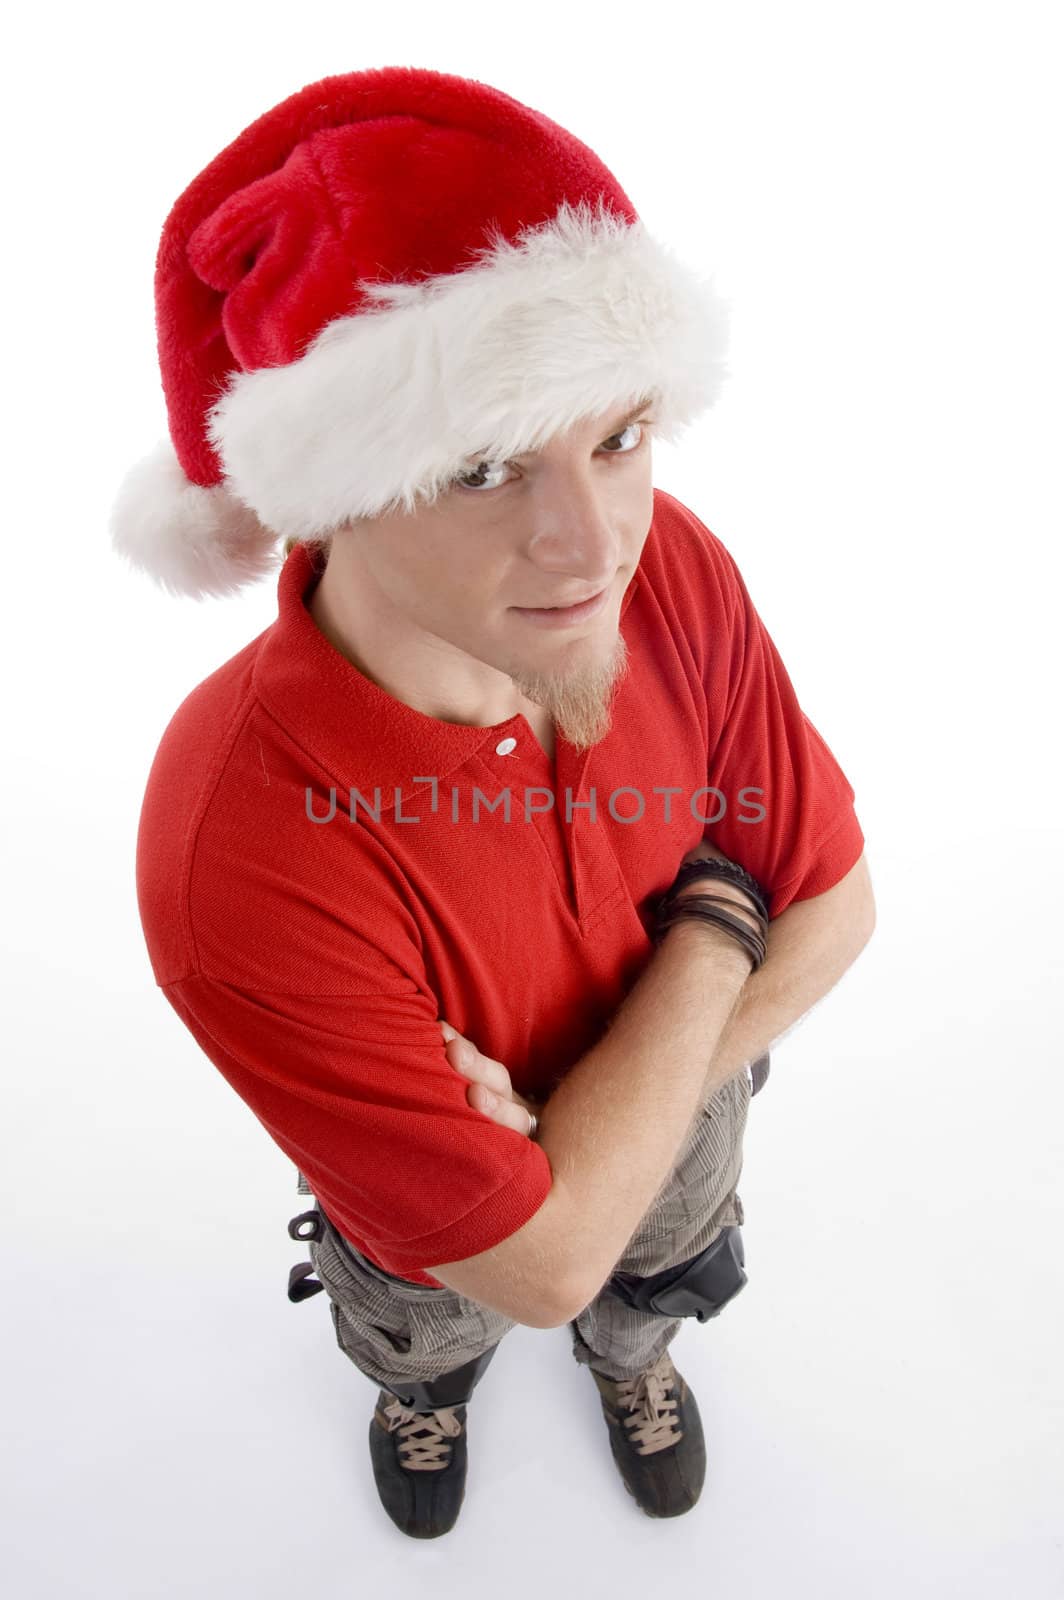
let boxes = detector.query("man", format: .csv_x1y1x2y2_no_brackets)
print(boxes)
112,65,875,1538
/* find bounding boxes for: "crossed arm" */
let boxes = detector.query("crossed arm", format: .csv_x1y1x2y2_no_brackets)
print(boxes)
443,851,877,1132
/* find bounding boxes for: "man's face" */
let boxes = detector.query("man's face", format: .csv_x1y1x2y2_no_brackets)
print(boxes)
332,395,658,749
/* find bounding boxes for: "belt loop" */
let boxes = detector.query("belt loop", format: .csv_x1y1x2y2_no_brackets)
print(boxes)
286,1203,326,1302
287,1207,325,1243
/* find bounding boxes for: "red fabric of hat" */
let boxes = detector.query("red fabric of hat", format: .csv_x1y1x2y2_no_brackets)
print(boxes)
110,64,731,599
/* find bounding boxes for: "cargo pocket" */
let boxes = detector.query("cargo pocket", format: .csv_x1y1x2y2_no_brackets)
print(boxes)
329,1296,414,1363
311,1222,419,1366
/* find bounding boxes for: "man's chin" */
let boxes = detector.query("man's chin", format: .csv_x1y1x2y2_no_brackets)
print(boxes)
509,630,630,752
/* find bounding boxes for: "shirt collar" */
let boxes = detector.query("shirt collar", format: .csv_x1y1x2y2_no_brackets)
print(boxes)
255,542,642,811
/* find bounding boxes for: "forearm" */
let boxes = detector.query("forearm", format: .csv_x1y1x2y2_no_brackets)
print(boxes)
534,918,753,1314
441,855,874,1320
700,856,877,1101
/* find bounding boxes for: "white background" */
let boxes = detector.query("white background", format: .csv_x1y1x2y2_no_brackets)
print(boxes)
3,1,1062,1594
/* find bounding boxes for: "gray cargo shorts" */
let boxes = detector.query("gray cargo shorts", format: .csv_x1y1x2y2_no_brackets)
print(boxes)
296,1055,762,1386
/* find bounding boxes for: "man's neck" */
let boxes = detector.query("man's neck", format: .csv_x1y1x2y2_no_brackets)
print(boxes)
308,567,552,749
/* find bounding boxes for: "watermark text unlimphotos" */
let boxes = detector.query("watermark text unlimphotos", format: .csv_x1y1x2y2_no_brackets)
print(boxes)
305,779,766,826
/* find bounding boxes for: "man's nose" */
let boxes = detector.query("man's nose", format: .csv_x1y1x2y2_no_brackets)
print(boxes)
524,474,622,579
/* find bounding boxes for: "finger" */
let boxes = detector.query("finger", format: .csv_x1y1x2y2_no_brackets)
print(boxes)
440,1025,540,1125
443,1035,515,1098
468,1080,537,1137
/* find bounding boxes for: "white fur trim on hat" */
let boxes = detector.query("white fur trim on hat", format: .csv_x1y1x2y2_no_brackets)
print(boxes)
206,199,731,541
109,438,283,600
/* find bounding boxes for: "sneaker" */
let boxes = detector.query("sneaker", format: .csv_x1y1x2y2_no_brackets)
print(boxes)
587,1349,706,1517
367,1389,470,1538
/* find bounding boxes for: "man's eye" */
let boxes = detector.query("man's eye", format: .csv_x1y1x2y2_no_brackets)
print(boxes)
453,420,649,494
453,458,512,493
599,421,646,454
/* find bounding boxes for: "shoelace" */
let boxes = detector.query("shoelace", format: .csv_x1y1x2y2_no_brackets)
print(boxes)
380,1397,463,1470
611,1352,682,1456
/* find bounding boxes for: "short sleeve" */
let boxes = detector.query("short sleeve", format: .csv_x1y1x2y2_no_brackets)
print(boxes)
161,955,554,1285
699,531,865,919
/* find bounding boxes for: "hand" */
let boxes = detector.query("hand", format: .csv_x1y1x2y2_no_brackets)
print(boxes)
439,1020,544,1138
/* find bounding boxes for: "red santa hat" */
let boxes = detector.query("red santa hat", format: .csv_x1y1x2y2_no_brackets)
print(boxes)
110,65,731,599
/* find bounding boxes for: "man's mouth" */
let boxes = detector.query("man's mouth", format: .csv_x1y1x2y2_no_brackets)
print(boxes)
510,584,612,626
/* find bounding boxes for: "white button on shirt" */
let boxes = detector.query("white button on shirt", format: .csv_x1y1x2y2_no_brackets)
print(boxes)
495,737,517,756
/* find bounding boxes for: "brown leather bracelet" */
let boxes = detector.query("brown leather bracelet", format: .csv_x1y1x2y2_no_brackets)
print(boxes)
661,890,765,935
665,858,770,923
656,896,767,970
654,863,769,970
668,909,766,969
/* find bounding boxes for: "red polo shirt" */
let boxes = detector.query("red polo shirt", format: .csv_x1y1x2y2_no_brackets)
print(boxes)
136,487,864,1285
